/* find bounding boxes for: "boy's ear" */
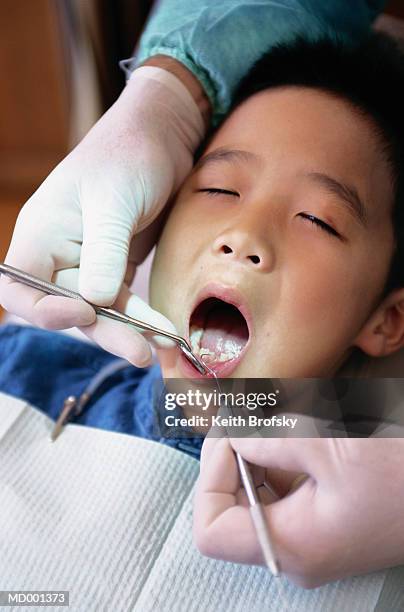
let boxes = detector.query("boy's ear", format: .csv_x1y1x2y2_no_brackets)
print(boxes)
354,288,404,357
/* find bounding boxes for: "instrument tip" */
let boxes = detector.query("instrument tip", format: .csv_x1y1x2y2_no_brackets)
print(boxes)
268,559,281,577
181,344,209,375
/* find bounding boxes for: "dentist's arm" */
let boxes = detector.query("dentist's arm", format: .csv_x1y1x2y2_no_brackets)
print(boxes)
194,435,404,588
0,65,205,365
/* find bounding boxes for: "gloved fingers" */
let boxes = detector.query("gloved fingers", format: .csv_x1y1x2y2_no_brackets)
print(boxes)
230,436,323,477
200,435,266,490
1,219,93,329
52,267,80,290
201,433,303,499
114,284,178,350
263,467,308,498
79,179,139,306
54,269,178,357
0,179,92,327
32,295,95,329
194,435,320,576
78,316,153,367
0,274,96,329
55,271,154,366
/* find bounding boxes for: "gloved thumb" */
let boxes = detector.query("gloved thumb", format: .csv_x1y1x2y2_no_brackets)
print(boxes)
78,179,138,305
115,285,179,350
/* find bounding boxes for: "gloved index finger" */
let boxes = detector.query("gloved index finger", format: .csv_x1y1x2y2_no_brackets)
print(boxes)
1,249,95,329
79,180,139,306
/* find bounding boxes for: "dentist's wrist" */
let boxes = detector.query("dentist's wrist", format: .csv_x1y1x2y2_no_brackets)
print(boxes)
140,54,211,130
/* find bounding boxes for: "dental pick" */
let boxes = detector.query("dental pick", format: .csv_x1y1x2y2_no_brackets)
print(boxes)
0,263,208,375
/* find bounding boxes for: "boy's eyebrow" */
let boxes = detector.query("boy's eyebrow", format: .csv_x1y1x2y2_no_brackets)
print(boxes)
193,147,367,227
193,147,262,172
304,171,367,227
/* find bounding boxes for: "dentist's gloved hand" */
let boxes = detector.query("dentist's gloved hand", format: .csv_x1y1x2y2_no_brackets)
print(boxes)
0,66,205,366
194,435,404,588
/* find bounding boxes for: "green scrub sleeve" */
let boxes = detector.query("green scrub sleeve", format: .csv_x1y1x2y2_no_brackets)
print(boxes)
130,0,387,125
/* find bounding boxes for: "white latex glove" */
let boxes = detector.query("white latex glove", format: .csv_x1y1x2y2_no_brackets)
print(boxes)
194,434,404,588
0,67,205,366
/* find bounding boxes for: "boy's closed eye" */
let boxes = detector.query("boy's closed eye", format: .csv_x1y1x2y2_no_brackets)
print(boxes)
196,186,342,239
297,213,341,238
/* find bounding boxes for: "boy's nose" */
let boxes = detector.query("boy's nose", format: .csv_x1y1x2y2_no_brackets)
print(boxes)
212,226,273,271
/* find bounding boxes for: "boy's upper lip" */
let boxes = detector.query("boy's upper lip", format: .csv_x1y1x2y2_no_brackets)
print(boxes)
185,281,253,341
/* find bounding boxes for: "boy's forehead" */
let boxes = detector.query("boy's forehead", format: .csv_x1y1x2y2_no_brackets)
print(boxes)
210,87,375,153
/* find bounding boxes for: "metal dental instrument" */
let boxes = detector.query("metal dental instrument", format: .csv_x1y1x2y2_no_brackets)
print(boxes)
203,361,281,577
0,263,208,376
235,452,280,576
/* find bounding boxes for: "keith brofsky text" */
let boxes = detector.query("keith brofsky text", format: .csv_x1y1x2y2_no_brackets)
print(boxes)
165,414,298,429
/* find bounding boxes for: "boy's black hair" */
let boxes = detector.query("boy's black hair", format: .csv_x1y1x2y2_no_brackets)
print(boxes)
209,32,404,301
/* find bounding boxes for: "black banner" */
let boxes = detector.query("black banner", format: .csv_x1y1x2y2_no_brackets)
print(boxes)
151,377,404,439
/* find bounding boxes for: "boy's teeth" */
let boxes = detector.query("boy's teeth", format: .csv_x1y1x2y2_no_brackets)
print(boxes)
202,350,235,363
190,326,203,352
190,325,239,363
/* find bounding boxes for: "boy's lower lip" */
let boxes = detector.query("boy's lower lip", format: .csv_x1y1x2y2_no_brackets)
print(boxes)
178,348,246,378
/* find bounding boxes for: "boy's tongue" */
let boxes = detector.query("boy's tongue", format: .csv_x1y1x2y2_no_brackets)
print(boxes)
190,299,249,364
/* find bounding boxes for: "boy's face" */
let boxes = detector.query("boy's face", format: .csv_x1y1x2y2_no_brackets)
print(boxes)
150,86,395,378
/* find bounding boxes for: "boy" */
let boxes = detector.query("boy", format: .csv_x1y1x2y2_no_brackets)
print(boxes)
151,32,404,382
1,32,404,451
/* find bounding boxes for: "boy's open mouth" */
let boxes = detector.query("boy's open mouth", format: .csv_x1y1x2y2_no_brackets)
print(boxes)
187,294,250,376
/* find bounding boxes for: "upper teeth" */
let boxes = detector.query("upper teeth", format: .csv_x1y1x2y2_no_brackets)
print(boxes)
190,325,242,363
